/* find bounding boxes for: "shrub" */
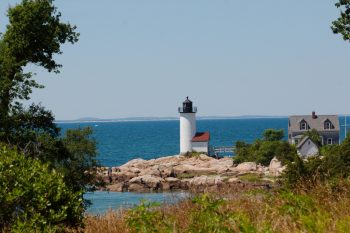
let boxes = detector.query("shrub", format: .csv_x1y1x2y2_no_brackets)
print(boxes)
126,200,171,233
0,145,84,232
234,129,297,166
283,134,350,187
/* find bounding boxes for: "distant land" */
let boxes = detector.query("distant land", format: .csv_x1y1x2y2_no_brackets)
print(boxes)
55,115,289,123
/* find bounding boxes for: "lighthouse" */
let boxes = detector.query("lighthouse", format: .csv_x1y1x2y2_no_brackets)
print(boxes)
178,97,197,154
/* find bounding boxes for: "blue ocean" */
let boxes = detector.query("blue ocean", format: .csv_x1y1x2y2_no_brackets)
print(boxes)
58,117,348,214
59,118,291,167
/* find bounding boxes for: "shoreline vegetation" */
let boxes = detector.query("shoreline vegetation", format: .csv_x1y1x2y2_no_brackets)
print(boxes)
2,0,350,232
81,180,350,233
84,129,350,232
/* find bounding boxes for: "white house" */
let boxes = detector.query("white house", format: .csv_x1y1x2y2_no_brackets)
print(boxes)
192,132,210,153
178,97,211,154
296,136,319,158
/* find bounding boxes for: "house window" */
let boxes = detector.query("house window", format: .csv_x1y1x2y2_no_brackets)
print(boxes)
300,122,307,130
324,121,332,130
327,138,333,145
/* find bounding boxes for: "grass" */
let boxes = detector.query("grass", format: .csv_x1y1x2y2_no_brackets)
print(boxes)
75,179,350,233
237,173,263,183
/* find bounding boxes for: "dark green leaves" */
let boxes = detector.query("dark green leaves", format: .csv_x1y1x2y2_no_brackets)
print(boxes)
0,145,84,231
3,0,79,72
234,129,296,166
332,0,350,42
0,0,79,118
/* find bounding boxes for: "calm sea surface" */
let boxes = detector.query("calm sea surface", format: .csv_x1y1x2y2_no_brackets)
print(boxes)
59,118,292,167
58,117,347,214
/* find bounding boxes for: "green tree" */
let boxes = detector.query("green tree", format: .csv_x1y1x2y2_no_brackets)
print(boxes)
0,0,79,126
263,129,284,141
332,0,350,42
0,1,99,223
234,129,297,166
0,145,84,232
61,127,99,193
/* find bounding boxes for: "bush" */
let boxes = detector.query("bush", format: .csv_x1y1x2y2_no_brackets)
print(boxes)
126,200,170,233
283,134,350,187
234,129,297,166
0,145,84,232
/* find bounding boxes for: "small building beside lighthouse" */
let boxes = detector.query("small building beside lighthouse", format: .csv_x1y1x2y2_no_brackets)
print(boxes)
178,97,210,154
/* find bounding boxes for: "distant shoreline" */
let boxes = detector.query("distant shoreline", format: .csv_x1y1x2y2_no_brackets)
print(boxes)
55,116,288,124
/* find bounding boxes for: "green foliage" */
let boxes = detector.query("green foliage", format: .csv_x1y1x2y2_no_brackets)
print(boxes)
234,129,297,166
263,129,284,141
238,173,263,183
0,103,62,160
278,191,330,233
302,129,322,147
0,0,79,118
0,2,99,227
332,0,350,42
283,134,350,187
184,151,204,157
336,216,350,233
126,200,171,233
124,195,262,233
189,195,258,233
0,103,99,194
61,127,99,193
0,145,84,232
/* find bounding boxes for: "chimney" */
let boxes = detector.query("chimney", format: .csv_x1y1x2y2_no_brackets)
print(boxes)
312,111,317,119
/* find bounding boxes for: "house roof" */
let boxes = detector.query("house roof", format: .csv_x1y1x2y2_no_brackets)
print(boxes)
192,132,210,142
297,136,319,149
289,114,339,132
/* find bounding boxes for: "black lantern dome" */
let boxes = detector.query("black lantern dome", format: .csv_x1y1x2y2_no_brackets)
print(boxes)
178,97,197,113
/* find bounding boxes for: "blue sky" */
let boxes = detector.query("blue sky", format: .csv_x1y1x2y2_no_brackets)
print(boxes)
1,0,349,120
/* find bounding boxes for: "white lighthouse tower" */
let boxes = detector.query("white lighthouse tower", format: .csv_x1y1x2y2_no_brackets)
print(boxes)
179,97,197,154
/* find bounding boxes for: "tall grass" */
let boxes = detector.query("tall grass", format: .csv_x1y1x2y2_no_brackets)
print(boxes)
78,179,350,233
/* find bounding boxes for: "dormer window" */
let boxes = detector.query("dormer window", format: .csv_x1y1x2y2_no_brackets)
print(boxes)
324,119,333,130
301,123,307,130
300,120,308,130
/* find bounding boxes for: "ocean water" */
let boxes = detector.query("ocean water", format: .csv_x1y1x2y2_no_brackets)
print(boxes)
84,191,190,215
58,117,348,214
59,118,290,167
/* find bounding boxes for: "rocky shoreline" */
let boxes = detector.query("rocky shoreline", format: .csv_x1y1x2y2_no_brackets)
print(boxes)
97,154,286,192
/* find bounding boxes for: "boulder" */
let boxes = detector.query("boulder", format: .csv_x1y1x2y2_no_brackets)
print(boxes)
138,167,162,177
235,162,257,172
173,164,216,176
128,183,147,192
164,177,181,189
129,175,165,189
198,154,214,161
269,157,286,176
107,183,124,192
189,176,208,186
227,177,239,183
113,172,137,182
189,175,223,187
119,158,148,169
